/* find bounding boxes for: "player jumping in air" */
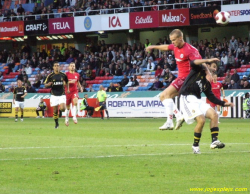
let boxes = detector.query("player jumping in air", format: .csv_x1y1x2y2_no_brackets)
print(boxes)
146,29,204,130
44,62,69,129
65,62,83,126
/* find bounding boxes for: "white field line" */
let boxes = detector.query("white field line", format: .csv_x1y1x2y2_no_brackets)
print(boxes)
0,143,249,150
0,150,249,161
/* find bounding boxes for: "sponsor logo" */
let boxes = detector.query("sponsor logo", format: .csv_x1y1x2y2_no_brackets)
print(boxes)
228,9,250,16
84,17,92,30
52,22,70,30
135,15,153,24
26,23,47,31
190,9,219,20
109,16,121,27
162,12,186,23
0,26,18,32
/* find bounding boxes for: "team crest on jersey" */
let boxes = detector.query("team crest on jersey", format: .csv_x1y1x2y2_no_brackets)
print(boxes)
180,54,184,58
75,76,77,78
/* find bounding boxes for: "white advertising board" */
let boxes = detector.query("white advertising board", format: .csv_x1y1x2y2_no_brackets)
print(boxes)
221,4,250,22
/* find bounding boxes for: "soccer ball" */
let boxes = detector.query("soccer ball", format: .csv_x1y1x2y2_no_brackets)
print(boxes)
215,11,230,25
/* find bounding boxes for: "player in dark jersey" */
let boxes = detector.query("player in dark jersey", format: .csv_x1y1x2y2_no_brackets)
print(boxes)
179,60,234,154
44,62,69,129
13,79,27,122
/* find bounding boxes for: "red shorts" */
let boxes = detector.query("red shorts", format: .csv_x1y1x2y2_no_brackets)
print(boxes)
66,92,79,106
206,95,220,108
170,77,185,91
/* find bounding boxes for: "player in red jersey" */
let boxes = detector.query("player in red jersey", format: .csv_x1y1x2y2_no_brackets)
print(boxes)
146,29,219,130
206,63,225,123
65,62,83,126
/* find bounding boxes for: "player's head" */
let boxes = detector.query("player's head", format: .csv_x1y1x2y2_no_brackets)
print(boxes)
69,62,76,72
17,79,22,87
99,85,104,91
84,94,88,99
40,97,44,102
53,61,60,73
245,92,249,98
169,29,184,48
213,74,218,82
207,62,218,74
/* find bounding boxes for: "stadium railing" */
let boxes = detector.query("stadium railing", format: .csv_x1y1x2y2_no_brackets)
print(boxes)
0,0,240,22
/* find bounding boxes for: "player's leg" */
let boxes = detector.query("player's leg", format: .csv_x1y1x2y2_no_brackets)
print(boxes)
100,104,104,119
72,97,78,124
103,103,109,119
20,102,24,121
41,108,45,118
65,93,71,125
159,85,180,130
89,107,94,117
15,105,19,122
192,115,205,154
205,108,225,149
216,105,221,123
53,105,59,129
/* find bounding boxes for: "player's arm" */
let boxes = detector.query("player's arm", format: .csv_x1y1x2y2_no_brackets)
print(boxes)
44,74,53,88
78,81,83,92
192,58,220,66
145,45,170,53
64,74,70,93
221,87,225,98
13,88,16,104
22,92,27,98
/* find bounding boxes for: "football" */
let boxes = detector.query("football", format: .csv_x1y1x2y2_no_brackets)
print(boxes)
215,11,231,25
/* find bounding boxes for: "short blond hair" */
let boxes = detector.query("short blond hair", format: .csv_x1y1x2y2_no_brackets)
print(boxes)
169,29,183,38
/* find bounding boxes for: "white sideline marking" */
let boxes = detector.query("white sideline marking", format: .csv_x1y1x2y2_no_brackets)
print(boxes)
0,150,249,161
0,143,249,150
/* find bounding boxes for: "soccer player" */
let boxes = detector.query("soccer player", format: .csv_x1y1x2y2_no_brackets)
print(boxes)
146,29,203,130
13,79,27,122
44,62,69,129
36,97,47,118
179,60,234,154
206,67,225,123
96,85,109,119
65,62,83,126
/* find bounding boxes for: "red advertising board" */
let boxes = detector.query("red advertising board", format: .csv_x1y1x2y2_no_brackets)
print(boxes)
159,8,190,27
49,17,75,34
130,11,159,29
0,21,24,37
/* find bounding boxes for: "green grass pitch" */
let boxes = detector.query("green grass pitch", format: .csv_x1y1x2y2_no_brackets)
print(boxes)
0,118,249,194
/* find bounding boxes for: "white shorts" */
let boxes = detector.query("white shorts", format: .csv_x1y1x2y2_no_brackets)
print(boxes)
50,95,66,107
180,95,211,124
14,101,24,109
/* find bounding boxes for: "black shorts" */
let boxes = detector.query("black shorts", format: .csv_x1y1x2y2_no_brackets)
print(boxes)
99,102,107,110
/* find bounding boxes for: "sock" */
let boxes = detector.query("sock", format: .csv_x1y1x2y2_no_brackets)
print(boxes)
105,110,109,117
211,127,219,142
217,111,220,122
173,103,182,120
162,99,174,123
58,110,62,117
21,112,23,119
15,111,18,119
72,106,77,118
193,132,202,147
65,109,69,118
53,113,58,125
100,111,103,118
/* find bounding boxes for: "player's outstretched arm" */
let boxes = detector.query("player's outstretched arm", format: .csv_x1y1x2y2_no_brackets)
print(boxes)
224,102,234,107
192,58,220,65
145,45,170,53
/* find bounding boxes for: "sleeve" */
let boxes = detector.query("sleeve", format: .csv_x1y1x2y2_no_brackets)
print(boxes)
44,74,51,84
188,48,202,61
13,88,16,94
64,74,68,83
168,44,174,51
23,87,27,93
204,84,225,107
104,91,107,98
